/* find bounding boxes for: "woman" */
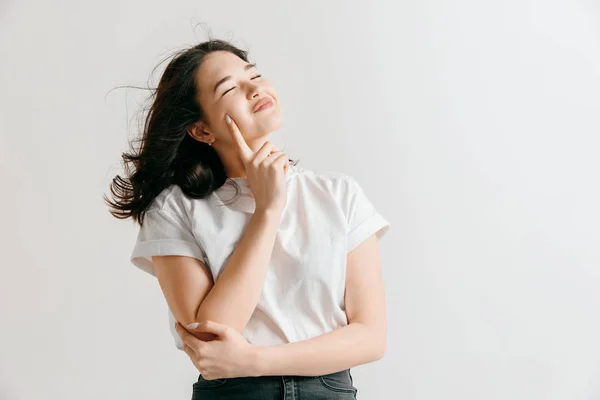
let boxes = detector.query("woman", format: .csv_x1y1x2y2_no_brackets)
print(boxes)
106,38,391,399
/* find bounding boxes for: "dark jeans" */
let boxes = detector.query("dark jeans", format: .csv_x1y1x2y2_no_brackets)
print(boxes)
191,368,358,399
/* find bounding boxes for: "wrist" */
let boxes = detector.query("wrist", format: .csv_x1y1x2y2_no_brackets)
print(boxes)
254,207,283,220
246,345,267,377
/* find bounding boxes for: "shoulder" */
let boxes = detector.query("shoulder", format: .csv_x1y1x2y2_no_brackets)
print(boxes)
290,164,361,202
291,164,357,190
145,184,192,217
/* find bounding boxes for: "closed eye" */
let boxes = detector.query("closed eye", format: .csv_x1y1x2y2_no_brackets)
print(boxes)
222,75,262,96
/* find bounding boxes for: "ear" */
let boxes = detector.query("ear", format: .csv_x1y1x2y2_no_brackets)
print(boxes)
187,121,212,144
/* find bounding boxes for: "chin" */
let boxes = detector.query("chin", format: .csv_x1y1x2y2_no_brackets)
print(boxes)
252,112,284,137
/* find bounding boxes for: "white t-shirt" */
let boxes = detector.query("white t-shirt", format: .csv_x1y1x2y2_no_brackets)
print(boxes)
130,164,390,350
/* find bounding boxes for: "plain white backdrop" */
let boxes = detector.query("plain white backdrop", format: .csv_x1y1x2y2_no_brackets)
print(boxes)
1,0,599,399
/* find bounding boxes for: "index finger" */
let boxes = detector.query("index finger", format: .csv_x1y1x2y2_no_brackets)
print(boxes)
225,114,253,162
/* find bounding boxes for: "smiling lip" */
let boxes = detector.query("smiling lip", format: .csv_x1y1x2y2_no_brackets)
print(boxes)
253,98,274,112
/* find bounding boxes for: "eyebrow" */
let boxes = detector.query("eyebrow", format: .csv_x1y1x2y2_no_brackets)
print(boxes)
213,63,257,95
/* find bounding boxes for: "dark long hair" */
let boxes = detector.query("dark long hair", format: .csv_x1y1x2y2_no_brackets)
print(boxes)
104,38,297,225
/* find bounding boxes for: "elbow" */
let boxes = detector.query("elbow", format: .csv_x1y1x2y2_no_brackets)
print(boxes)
374,342,386,360
191,304,221,342
357,321,386,361
372,328,387,360
195,304,248,337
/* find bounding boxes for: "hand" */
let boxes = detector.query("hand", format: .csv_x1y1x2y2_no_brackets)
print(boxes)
175,320,257,380
225,113,289,213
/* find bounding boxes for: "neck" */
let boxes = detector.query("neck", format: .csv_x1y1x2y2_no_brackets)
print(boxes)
214,135,273,179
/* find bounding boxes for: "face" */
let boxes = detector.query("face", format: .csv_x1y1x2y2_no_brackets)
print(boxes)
193,51,283,148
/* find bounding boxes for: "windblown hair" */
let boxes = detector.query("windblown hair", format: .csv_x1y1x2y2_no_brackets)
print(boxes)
104,38,297,225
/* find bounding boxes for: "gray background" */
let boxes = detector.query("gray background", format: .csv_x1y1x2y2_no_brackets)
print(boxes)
1,0,599,399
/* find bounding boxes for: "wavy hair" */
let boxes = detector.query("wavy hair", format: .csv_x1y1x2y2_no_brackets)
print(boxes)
104,38,297,225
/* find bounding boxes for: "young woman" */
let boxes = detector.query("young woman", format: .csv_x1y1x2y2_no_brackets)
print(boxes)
106,38,391,399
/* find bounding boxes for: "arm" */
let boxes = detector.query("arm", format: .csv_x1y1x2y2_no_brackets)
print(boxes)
152,207,282,342
250,233,387,376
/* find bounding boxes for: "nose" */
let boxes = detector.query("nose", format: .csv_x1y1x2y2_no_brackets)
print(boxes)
248,82,262,100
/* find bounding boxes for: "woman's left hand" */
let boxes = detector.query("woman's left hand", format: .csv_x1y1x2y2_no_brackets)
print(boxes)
175,320,257,380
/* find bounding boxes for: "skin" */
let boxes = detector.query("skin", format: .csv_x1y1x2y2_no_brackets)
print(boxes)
174,234,387,380
170,51,387,380
187,50,284,179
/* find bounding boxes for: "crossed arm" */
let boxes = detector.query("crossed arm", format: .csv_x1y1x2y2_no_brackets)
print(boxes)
154,231,386,377
250,233,386,376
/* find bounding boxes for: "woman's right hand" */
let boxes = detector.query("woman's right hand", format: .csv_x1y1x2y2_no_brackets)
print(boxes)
224,114,289,213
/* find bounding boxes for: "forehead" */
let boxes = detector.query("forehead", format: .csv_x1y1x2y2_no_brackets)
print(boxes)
197,51,247,86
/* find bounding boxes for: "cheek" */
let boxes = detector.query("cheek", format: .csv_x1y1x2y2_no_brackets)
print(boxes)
225,99,254,125
212,99,254,140
227,99,249,117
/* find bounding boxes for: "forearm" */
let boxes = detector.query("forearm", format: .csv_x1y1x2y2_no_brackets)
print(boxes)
251,322,385,377
196,208,281,335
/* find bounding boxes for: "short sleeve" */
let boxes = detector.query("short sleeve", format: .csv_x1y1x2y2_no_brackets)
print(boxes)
342,176,391,253
130,208,206,277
